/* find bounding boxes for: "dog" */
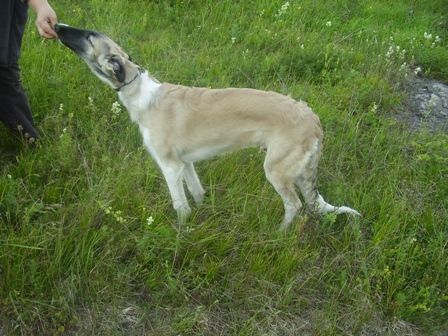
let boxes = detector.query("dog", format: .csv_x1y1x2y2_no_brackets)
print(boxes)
55,23,360,231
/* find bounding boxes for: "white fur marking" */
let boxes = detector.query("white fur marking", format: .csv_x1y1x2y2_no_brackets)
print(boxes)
317,194,361,216
119,72,161,122
139,125,161,166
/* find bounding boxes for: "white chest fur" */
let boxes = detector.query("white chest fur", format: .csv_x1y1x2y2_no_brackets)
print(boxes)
139,125,161,165
118,72,161,123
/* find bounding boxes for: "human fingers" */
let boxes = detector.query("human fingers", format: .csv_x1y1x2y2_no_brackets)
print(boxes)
36,19,57,39
48,15,58,34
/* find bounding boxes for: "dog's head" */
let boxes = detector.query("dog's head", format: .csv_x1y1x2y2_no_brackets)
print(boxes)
55,23,141,91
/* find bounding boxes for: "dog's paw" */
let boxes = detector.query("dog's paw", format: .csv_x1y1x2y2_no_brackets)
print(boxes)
176,206,191,225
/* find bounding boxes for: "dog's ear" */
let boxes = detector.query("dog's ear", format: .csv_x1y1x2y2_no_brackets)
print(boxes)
108,55,125,82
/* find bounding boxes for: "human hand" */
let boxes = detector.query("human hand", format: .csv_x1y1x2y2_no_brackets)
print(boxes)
28,0,58,39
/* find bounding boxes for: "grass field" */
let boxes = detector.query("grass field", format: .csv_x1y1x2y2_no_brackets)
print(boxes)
1,0,447,334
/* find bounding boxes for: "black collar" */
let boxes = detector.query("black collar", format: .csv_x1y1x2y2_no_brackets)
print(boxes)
115,68,144,92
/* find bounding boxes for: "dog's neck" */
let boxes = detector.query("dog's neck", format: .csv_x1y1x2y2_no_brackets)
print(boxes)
115,68,144,92
117,70,161,122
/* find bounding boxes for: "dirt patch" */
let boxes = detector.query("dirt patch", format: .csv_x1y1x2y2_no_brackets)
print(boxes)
398,76,448,133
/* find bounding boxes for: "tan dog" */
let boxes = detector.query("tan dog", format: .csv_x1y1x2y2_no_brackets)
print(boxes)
55,23,360,230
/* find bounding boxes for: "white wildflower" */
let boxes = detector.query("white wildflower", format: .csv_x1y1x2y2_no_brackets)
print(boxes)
146,216,154,226
58,103,64,113
59,127,68,138
275,1,290,18
231,37,236,44
423,32,432,40
111,101,122,118
414,66,422,75
281,1,290,11
326,21,332,27
100,203,126,223
435,35,441,43
386,45,394,58
7,174,12,179
114,210,125,223
400,62,407,71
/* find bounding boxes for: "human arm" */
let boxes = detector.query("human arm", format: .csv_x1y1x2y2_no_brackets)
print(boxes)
27,0,58,39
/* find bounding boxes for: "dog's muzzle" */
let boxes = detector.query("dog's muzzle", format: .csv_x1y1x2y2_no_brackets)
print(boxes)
55,23,97,54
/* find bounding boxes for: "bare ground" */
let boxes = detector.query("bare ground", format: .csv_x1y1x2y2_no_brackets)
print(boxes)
398,76,448,133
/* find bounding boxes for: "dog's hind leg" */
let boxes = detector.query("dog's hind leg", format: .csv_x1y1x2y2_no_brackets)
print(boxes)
264,147,303,231
159,161,191,225
183,162,205,206
295,141,320,212
296,141,361,216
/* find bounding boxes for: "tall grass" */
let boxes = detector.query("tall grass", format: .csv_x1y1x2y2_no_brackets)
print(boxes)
1,0,447,334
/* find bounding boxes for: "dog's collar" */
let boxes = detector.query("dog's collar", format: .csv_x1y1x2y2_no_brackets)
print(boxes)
115,68,144,91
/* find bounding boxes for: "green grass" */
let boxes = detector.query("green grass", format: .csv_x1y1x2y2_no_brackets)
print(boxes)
1,0,447,334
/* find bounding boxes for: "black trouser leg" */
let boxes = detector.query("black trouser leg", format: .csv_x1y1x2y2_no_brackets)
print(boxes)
0,63,39,142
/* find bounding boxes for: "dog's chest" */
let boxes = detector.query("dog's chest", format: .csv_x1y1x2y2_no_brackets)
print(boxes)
122,95,151,122
139,125,160,163
118,74,161,123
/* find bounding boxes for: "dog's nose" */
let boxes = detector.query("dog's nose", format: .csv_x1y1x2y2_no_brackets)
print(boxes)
54,23,69,34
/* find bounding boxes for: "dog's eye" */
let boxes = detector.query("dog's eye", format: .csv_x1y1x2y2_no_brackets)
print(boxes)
108,55,119,64
108,56,125,82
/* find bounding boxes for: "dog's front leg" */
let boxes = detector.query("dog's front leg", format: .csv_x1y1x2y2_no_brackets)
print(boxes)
183,162,205,206
159,162,191,226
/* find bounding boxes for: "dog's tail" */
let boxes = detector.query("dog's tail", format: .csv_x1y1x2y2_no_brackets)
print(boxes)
297,140,361,217
315,194,361,216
